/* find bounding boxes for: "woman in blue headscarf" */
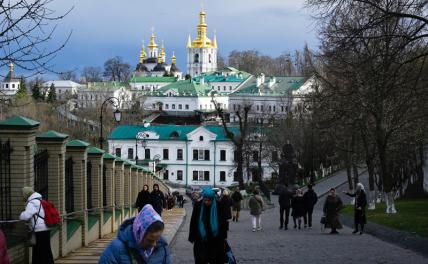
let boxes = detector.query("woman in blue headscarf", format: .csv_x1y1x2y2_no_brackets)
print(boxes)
189,188,228,264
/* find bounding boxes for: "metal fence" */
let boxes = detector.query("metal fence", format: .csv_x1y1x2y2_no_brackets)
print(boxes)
0,139,11,221
102,165,107,207
87,161,93,209
34,149,49,199
65,157,74,213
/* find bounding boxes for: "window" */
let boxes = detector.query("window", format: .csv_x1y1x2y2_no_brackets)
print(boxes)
273,106,276,112
233,171,238,181
172,104,175,109
194,149,210,160
204,171,210,181
185,104,189,110
252,151,259,162
193,171,198,181
229,86,232,90
261,105,264,111
178,104,182,109
198,149,204,160
194,53,199,63
145,149,150,160
223,86,226,91
233,104,236,110
177,149,183,160
193,150,198,160
272,151,279,162
269,105,272,112
234,151,238,162
199,136,204,141
220,150,226,161
163,149,169,160
163,170,169,180
281,106,284,112
115,148,121,157
257,105,260,111
165,104,169,109
204,150,210,161
128,148,134,160
220,171,226,182
12,84,15,88
209,54,212,63
177,170,183,181
5,84,8,88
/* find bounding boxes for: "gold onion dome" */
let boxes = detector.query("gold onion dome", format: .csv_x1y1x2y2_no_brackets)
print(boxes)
189,10,216,49
171,51,177,64
139,41,146,64
148,31,158,50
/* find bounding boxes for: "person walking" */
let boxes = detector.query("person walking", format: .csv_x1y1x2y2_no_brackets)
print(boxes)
136,185,152,212
303,184,318,228
278,185,293,230
0,229,10,264
344,182,367,234
19,187,54,264
189,188,228,264
291,189,305,229
323,188,344,234
99,204,172,264
248,189,264,232
177,194,184,208
220,189,233,231
151,184,166,216
231,188,243,222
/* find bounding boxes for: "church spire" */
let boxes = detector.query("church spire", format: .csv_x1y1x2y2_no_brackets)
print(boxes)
171,51,176,65
139,41,146,64
187,34,192,48
160,40,166,62
148,28,158,50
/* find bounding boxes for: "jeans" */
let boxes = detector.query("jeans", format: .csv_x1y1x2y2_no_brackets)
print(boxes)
279,206,290,228
252,215,261,229
304,206,314,227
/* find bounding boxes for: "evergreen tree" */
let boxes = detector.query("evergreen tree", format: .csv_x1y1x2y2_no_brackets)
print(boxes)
15,78,27,99
31,82,41,100
47,83,56,103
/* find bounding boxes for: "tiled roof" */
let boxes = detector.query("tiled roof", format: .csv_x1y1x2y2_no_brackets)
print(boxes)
130,76,177,83
143,79,215,97
193,68,251,83
231,76,308,97
108,124,239,141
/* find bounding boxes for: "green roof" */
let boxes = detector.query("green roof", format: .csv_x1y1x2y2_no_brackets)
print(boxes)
66,139,90,149
87,81,128,88
193,68,251,83
144,79,215,97
231,76,308,97
87,146,105,155
103,153,117,160
130,76,177,83
36,130,68,141
108,124,239,141
0,116,40,129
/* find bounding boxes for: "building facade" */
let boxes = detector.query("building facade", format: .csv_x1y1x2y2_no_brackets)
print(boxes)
43,80,82,101
0,63,21,100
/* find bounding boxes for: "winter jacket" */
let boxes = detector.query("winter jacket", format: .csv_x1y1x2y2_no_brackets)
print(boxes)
323,195,344,229
248,195,264,216
278,190,293,208
345,190,367,224
99,218,172,264
303,189,318,209
135,190,152,212
220,196,233,220
19,192,49,232
0,229,10,264
291,196,305,217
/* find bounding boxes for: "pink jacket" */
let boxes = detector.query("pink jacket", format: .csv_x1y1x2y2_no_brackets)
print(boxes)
0,229,10,264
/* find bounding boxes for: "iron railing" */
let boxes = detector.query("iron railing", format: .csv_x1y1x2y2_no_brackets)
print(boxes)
65,157,74,213
102,165,107,207
87,161,93,209
34,149,49,199
0,140,11,221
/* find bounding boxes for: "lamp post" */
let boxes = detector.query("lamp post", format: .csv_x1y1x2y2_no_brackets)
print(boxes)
135,132,148,165
99,97,121,150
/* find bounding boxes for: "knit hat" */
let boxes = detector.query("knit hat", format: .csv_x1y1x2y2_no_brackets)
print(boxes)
201,188,216,199
22,187,34,200
133,204,163,245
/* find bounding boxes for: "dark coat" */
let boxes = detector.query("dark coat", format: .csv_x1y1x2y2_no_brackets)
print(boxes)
278,190,293,208
99,218,171,264
231,191,243,211
323,195,344,229
346,190,367,225
220,196,233,220
150,192,164,216
291,196,305,217
135,190,151,212
303,189,318,210
248,195,264,216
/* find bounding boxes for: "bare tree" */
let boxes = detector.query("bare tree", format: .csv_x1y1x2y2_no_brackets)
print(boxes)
81,66,103,83
0,0,72,76
58,70,77,81
103,56,131,82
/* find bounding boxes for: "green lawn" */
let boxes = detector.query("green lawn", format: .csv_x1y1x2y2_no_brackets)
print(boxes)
342,199,428,237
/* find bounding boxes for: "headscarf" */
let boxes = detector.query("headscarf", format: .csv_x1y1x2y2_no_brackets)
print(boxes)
22,187,34,201
132,204,163,246
199,188,219,240
356,183,365,192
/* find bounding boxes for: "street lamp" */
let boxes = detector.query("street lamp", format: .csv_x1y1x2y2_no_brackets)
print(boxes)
135,132,148,165
99,97,121,150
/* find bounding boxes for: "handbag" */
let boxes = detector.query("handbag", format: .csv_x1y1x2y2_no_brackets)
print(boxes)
320,215,326,225
224,240,237,264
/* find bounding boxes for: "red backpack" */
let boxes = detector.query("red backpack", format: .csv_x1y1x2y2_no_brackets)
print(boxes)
38,199,61,227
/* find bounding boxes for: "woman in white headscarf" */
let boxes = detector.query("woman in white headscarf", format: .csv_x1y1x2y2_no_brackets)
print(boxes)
344,183,367,234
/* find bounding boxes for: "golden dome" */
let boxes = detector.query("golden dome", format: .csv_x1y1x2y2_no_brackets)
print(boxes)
148,30,158,50
139,41,146,64
189,10,217,49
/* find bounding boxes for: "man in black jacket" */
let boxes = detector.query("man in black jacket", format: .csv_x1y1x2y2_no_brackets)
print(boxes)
278,185,293,230
151,184,166,216
303,184,318,228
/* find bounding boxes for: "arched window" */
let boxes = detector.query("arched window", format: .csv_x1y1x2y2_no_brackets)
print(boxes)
209,54,212,63
199,136,204,141
194,53,199,63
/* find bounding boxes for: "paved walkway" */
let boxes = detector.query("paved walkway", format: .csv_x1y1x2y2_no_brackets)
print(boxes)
170,173,428,264
55,208,185,264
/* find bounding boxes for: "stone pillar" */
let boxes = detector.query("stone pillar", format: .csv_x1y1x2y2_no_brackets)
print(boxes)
36,130,68,257
87,146,105,239
130,166,138,215
141,170,146,191
102,153,116,233
114,159,124,223
123,162,131,218
0,116,39,264
65,139,89,246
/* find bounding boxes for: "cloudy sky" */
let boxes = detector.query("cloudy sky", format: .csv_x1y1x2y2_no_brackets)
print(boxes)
45,0,318,76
